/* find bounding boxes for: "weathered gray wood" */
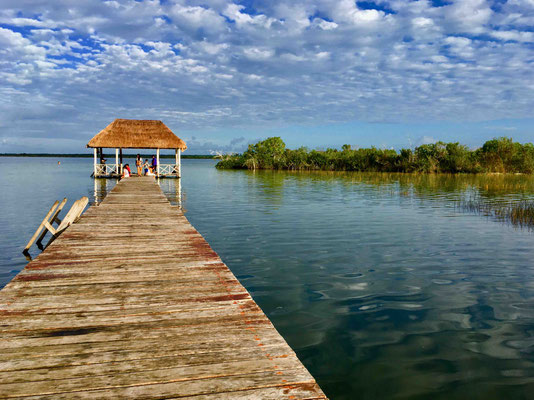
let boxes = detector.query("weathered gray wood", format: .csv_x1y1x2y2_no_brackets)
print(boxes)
1,177,327,399
55,197,89,233
4,370,319,399
36,197,67,248
23,200,60,252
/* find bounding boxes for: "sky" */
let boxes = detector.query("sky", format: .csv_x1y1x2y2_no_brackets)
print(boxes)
0,0,533,154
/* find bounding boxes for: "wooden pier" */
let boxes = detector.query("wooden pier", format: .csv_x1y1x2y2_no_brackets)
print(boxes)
0,177,327,399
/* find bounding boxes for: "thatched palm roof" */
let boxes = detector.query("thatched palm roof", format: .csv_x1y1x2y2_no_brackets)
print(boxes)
87,119,187,150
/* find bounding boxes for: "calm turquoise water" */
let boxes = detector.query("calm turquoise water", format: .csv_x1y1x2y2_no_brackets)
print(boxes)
2,157,534,399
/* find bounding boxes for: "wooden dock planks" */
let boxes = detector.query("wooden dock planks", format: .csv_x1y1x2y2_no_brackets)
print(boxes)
0,177,327,399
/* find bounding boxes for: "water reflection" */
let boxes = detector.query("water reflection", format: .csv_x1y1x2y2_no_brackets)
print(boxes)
93,178,116,205
235,171,534,229
157,178,183,210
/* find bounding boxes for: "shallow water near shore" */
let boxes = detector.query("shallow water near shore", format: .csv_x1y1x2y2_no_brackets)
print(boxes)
2,157,534,399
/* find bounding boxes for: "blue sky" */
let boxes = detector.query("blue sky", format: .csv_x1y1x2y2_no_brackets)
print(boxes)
0,0,533,154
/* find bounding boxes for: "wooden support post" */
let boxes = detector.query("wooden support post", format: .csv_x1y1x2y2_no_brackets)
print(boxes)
178,149,180,177
156,148,160,177
23,200,60,253
93,148,97,177
119,148,123,174
98,148,103,174
115,148,119,176
178,149,181,178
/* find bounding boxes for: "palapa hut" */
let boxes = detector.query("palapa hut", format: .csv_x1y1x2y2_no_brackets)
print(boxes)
87,119,187,178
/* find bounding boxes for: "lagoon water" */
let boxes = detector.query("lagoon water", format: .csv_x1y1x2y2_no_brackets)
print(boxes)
2,157,534,399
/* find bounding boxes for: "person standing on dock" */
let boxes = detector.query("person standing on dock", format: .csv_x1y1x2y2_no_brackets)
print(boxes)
151,155,157,173
136,154,143,176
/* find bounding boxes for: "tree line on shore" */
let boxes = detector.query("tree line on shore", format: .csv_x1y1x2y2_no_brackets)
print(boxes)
216,136,534,173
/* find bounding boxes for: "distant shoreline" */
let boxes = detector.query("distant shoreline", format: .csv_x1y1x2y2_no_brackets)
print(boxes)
0,153,216,159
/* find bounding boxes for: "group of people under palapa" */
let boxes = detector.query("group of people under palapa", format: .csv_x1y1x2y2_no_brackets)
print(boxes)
125,154,158,178
101,154,158,178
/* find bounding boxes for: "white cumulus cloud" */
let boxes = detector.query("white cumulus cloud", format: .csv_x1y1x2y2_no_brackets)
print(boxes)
0,0,532,152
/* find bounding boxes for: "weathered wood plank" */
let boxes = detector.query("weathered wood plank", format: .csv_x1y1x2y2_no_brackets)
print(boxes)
0,351,307,386
0,369,319,399
0,335,293,373
0,177,327,399
5,371,324,399
0,318,275,348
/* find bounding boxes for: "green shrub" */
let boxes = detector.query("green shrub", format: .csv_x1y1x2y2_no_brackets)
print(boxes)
216,136,534,174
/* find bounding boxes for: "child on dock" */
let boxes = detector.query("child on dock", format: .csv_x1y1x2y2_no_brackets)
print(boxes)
122,164,131,178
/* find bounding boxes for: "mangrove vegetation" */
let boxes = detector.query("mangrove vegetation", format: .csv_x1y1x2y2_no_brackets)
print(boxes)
216,136,534,174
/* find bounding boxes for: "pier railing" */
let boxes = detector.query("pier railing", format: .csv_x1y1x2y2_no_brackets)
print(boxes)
95,163,119,176
94,163,181,177
158,164,179,176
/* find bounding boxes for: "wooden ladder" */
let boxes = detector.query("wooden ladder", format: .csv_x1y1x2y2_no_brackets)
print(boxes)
23,197,89,253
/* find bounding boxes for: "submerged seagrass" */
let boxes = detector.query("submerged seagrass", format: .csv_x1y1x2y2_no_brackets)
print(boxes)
459,196,534,229
87,119,187,150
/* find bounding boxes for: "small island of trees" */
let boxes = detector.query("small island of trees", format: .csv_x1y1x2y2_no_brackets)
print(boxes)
216,136,534,174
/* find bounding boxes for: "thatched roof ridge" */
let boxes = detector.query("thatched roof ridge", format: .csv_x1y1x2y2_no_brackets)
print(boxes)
87,119,187,150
